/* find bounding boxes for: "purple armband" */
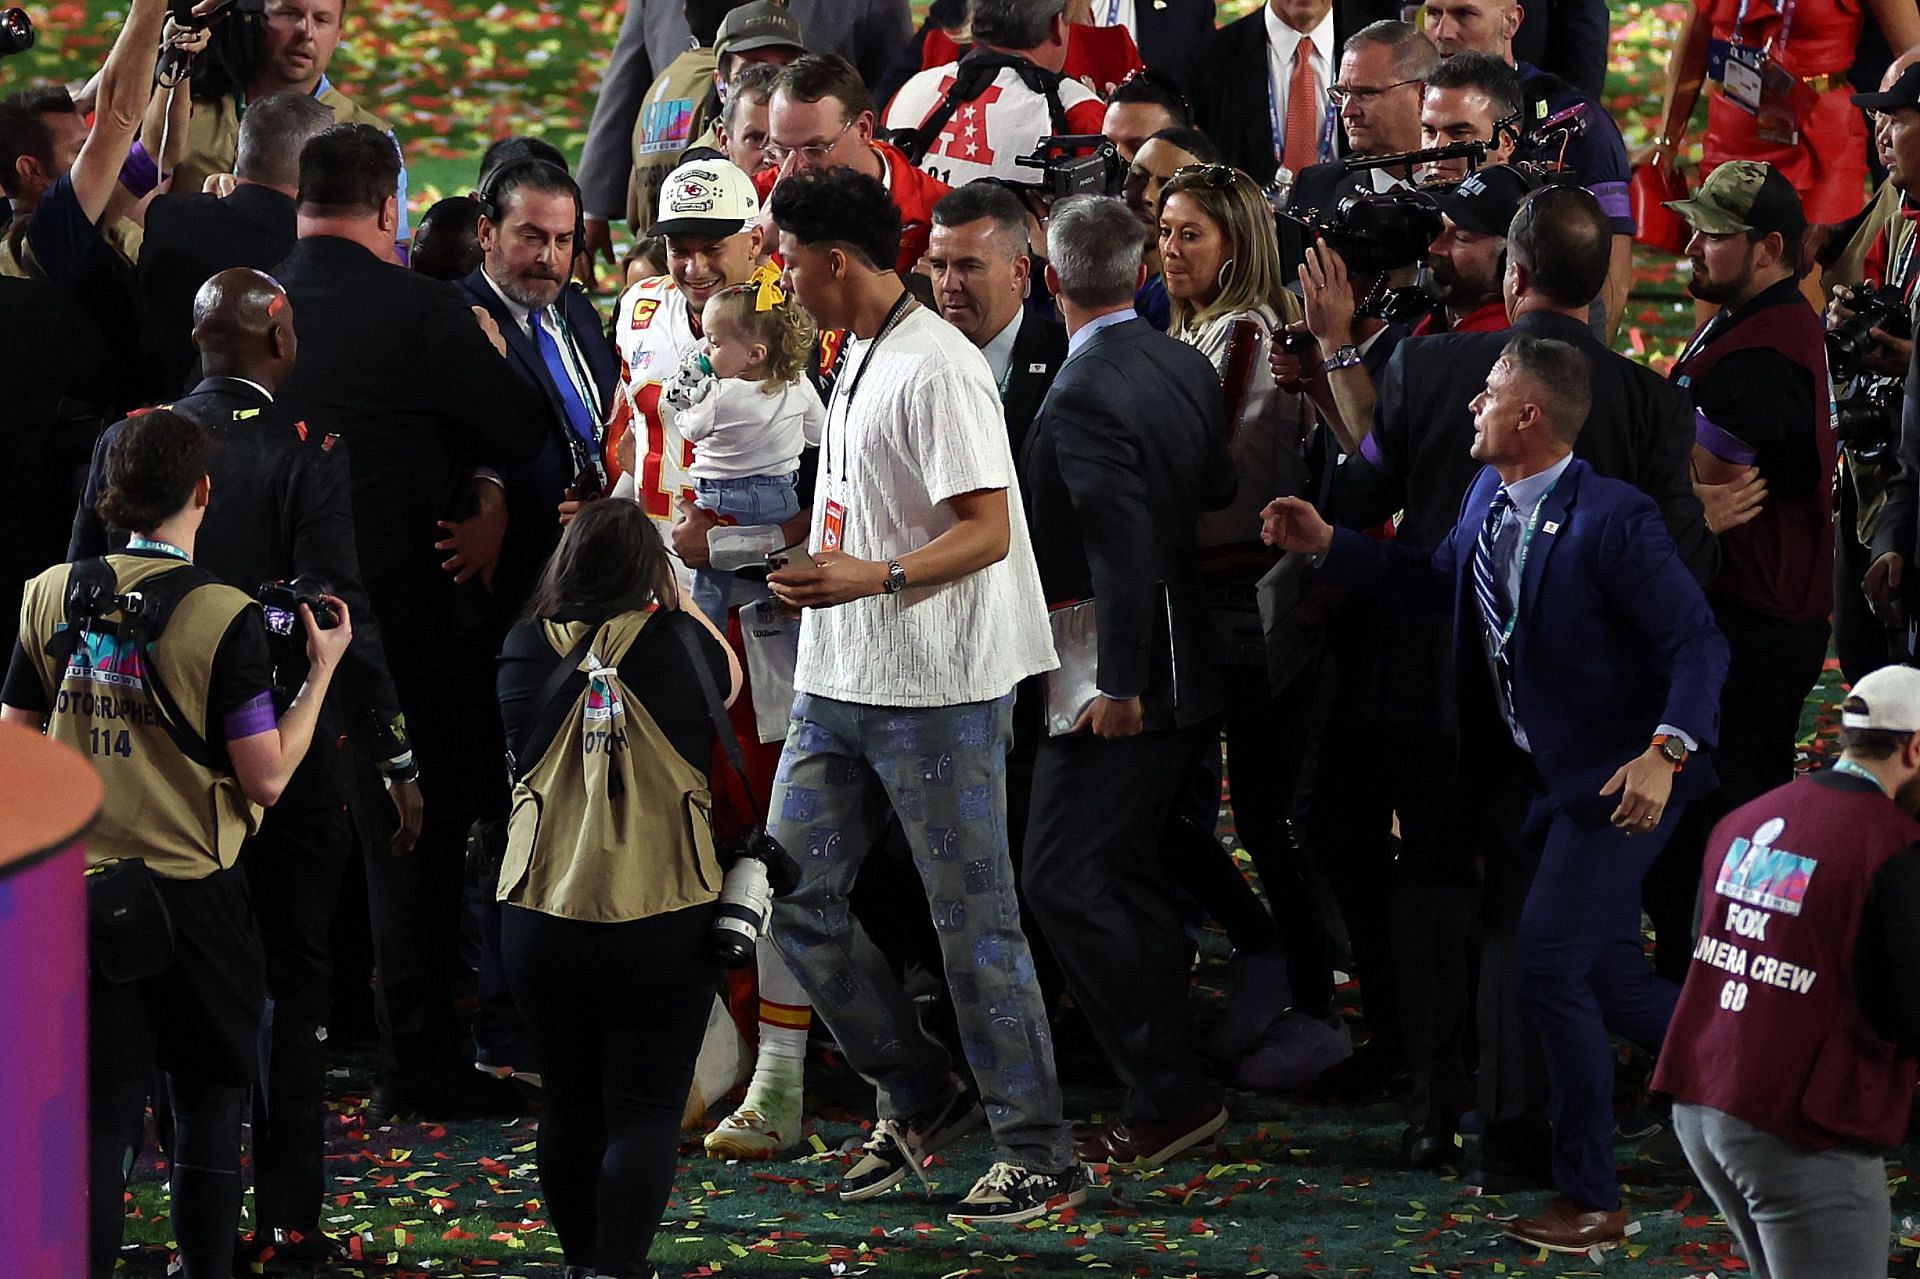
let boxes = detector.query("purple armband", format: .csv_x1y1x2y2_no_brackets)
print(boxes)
119,141,161,197
1693,408,1759,467
222,691,278,741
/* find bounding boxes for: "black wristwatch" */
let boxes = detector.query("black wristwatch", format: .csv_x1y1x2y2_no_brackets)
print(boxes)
883,560,907,595
1653,733,1688,771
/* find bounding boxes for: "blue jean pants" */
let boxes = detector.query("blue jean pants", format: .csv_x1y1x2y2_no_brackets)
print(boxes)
767,692,1072,1172
690,473,800,626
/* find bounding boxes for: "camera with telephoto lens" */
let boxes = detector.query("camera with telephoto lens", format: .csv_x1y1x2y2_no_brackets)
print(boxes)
1828,282,1911,382
1835,376,1903,462
1014,134,1126,201
255,574,339,640
0,8,33,57
708,829,798,968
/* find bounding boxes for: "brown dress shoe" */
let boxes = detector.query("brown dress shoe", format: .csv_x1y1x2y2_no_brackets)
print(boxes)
1078,1102,1228,1167
1500,1197,1628,1252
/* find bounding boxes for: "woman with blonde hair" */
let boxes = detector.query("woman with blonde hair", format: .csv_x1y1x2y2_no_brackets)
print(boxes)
1156,162,1348,1092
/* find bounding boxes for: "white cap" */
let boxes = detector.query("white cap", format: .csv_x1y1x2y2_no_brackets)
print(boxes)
654,158,760,239
1841,666,1920,733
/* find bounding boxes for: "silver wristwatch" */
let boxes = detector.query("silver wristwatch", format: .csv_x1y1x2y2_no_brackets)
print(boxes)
1326,343,1363,370
883,560,908,595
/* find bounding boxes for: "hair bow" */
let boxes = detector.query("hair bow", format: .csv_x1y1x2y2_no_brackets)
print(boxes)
749,262,786,312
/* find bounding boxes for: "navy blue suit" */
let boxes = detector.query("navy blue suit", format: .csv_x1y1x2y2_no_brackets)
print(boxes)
458,270,619,611
1320,456,1729,1211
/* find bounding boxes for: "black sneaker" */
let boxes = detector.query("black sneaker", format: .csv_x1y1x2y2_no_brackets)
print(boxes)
837,1077,984,1202
948,1161,1089,1225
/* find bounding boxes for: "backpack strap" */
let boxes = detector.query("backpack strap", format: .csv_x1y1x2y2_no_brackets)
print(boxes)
509,624,601,783
51,558,224,769
897,50,1071,166
668,610,763,816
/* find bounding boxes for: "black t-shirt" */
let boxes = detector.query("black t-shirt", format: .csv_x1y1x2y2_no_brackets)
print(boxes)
24,175,137,359
497,606,730,775
1690,277,1822,502
3,553,276,745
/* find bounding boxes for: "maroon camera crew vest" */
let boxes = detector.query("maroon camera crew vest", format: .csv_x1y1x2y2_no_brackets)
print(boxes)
1653,773,1920,1150
1670,299,1837,623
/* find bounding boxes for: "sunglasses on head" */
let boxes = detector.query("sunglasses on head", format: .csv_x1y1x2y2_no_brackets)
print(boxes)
1170,163,1241,190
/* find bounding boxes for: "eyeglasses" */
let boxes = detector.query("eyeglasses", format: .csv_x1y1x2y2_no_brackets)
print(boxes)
765,118,854,167
1170,163,1241,190
1328,77,1424,106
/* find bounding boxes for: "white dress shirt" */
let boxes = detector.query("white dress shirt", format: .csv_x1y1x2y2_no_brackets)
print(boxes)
481,268,603,422
979,308,1025,390
1264,3,1336,166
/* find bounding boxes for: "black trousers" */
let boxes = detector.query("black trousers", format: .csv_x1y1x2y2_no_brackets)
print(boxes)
1024,721,1219,1119
90,867,264,1279
242,801,354,1234
1833,470,1900,686
501,901,718,1278
1645,604,1830,984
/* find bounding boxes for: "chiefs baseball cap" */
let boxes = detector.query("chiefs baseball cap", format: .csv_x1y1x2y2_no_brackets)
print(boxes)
716,1,804,60
1426,165,1542,237
1663,159,1806,239
1842,666,1920,733
655,158,760,239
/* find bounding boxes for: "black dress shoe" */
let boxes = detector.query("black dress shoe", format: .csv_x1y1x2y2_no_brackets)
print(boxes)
1401,1122,1459,1170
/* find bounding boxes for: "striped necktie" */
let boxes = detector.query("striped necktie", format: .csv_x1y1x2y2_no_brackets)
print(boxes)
1472,488,1515,641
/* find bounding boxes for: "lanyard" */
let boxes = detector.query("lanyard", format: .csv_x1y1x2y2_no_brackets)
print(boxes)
545,304,605,427
1729,0,1796,55
827,290,917,483
1105,0,1121,24
1893,223,1920,299
1489,477,1560,656
1267,36,1334,168
1832,757,1890,795
127,535,190,562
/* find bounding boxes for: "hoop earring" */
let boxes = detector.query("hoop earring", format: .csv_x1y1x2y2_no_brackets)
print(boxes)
1216,256,1237,293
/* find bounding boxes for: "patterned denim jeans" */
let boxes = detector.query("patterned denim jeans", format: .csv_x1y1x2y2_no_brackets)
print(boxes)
767,692,1072,1172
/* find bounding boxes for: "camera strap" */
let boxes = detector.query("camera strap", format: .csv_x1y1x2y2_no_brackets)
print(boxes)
670,612,766,820
898,50,1071,167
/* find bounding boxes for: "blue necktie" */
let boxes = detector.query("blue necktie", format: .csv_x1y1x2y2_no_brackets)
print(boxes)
529,307,598,445
1472,488,1516,640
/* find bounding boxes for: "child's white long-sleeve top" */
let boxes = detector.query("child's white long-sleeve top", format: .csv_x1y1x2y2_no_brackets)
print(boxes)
672,376,826,480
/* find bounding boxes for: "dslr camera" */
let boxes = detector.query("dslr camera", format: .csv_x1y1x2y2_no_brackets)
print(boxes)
1836,377,1902,462
256,574,340,639
708,829,799,968
1828,281,1910,382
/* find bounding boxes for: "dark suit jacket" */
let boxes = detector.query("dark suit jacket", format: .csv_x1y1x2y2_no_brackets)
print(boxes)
271,236,545,669
1321,457,1729,816
457,269,620,609
1001,309,1067,458
1189,2,1388,186
1285,159,1365,217
1327,309,1715,731
1135,0,1219,102
1510,0,1609,100
1020,317,1236,730
68,377,405,816
136,184,297,402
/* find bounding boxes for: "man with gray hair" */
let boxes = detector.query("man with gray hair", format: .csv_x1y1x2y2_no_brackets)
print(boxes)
882,0,1107,187
1019,195,1239,1169
136,90,335,399
1288,20,1439,213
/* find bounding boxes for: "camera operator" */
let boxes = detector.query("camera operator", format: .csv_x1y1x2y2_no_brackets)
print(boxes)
883,0,1106,188
170,0,410,252
1827,61,1920,685
1422,0,1637,335
1287,21,1439,213
68,268,418,1264
4,407,353,1279
1318,185,1710,1180
1646,163,1836,986
494,500,740,1279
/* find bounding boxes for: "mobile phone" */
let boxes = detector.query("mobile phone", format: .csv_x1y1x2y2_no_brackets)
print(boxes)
766,543,817,572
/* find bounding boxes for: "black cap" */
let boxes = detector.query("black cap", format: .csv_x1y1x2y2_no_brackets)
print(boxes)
1426,164,1543,237
1854,61,1920,112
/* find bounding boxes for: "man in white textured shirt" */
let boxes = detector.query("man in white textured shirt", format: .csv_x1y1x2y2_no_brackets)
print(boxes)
763,167,1083,1227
